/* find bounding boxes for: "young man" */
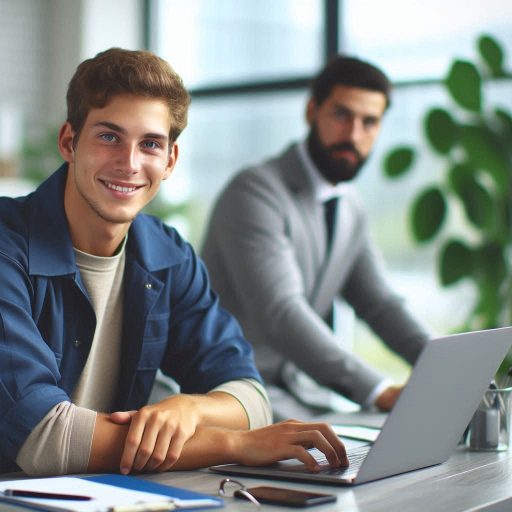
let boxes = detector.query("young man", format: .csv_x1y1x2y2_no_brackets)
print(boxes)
0,48,346,476
202,57,432,418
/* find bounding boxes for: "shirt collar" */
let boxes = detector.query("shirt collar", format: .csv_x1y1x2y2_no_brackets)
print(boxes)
297,139,350,203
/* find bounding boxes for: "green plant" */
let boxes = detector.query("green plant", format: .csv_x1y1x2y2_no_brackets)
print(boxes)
383,34,512,331
21,126,63,184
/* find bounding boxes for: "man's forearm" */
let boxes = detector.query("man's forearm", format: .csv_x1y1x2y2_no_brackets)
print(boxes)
89,413,238,472
89,417,348,473
89,391,250,473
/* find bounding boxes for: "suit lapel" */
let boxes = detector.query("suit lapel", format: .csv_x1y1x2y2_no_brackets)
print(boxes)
278,146,360,319
279,146,325,277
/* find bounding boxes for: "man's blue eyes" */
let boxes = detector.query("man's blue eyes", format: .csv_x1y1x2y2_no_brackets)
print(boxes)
101,133,117,142
99,134,161,149
143,141,160,149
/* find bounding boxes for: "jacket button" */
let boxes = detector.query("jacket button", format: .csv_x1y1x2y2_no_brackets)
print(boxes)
73,339,81,348
145,283,152,289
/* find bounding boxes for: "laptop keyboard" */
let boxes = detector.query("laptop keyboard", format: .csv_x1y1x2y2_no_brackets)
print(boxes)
311,445,371,475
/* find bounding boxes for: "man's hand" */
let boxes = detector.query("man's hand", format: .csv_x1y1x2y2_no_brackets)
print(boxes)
90,415,348,473
230,419,348,472
375,385,403,411
110,394,202,474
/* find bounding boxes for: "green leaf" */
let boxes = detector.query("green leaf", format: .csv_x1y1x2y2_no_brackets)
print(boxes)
472,288,501,329
475,241,507,287
495,108,512,137
459,124,508,189
383,146,415,178
439,239,473,286
448,165,495,229
410,187,447,242
424,108,457,154
448,163,475,193
445,60,482,112
478,34,505,77
460,181,495,229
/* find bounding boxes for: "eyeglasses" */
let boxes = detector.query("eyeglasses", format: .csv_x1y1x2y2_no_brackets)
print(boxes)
218,478,261,507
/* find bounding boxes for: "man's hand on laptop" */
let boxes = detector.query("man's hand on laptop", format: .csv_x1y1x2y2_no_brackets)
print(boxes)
232,419,348,472
375,385,403,411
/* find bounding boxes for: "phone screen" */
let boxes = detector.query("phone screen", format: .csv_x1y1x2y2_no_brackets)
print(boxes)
238,486,337,507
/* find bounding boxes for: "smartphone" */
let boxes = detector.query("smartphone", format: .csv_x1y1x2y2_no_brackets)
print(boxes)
235,485,337,507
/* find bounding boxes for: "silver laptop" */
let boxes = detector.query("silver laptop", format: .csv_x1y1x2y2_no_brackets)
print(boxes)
210,327,512,485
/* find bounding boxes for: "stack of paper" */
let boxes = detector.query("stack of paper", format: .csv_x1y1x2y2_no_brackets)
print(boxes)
0,474,222,511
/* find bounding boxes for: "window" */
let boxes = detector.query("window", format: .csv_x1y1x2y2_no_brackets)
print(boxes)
151,0,323,88
150,1,512,379
341,0,512,81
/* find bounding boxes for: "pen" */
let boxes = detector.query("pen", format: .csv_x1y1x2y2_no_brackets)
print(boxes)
108,500,177,512
3,489,92,501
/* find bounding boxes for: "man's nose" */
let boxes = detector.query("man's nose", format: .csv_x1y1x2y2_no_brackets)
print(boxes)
345,117,365,144
116,143,141,174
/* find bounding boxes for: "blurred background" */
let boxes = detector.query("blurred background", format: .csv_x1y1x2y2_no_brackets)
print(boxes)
1,0,511,382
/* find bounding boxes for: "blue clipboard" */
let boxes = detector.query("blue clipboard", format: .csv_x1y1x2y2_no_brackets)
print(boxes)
82,474,223,510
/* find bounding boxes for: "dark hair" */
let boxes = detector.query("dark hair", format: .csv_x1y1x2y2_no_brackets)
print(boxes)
66,47,191,142
310,55,391,108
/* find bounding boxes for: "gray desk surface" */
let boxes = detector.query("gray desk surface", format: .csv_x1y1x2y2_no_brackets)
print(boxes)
139,448,512,512
2,411,512,512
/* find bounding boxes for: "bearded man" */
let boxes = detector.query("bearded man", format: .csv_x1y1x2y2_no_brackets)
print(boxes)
201,56,431,419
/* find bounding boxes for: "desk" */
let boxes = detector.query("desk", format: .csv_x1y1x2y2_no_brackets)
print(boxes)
144,407,512,511
2,416,512,512
140,448,512,511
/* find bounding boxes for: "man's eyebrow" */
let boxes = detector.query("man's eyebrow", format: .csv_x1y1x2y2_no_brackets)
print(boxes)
93,121,127,134
333,104,381,120
93,121,168,140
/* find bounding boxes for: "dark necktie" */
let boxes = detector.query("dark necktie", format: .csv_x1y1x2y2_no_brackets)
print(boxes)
323,197,338,329
323,197,338,250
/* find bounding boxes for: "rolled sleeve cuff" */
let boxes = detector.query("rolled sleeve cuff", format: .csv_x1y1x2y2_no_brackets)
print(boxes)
363,379,394,408
15,401,96,476
210,378,272,429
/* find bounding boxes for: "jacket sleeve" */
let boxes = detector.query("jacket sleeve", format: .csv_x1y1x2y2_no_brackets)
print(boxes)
201,172,393,405
158,236,263,394
0,252,70,468
341,235,431,365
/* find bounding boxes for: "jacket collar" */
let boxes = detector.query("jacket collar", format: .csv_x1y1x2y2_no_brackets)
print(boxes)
28,164,186,277
279,143,315,200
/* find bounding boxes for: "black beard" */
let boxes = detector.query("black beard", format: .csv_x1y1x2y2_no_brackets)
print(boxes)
306,126,366,184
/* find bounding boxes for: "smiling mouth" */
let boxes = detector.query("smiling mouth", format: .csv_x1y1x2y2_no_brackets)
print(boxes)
102,180,141,193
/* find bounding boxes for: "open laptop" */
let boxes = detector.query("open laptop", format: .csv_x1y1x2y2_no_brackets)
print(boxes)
210,327,512,485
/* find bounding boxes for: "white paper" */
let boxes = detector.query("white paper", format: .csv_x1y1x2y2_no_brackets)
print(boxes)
0,477,218,511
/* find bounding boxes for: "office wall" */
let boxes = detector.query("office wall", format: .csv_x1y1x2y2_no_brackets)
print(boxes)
0,0,142,176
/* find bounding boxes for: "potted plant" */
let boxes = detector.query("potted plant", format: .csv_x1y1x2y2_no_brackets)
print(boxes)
382,34,512,333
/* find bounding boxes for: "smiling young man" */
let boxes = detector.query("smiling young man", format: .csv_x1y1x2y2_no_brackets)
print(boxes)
202,56,432,419
0,48,347,476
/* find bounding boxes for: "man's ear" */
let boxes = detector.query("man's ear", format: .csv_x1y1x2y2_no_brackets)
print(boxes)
163,142,179,180
58,122,76,163
305,98,317,126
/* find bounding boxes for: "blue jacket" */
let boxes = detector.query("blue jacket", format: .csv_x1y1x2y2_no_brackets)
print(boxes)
0,164,262,473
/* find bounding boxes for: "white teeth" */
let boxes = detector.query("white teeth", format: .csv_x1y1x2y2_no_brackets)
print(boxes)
105,182,137,193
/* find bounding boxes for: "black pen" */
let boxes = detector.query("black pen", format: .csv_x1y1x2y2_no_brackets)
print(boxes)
3,489,92,501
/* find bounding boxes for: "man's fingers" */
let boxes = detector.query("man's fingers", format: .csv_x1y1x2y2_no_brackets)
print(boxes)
279,421,348,466
287,430,344,468
283,445,321,472
132,424,162,472
110,411,136,425
309,423,348,465
153,429,188,472
119,416,147,474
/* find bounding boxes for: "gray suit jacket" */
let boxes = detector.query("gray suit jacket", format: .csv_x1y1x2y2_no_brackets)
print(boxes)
202,143,430,407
